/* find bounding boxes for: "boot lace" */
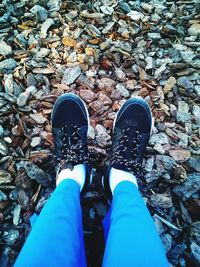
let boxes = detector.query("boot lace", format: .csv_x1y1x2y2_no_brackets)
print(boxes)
55,123,89,174
106,127,142,176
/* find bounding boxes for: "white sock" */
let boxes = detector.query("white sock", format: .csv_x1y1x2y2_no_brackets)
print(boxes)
56,164,86,191
109,167,138,195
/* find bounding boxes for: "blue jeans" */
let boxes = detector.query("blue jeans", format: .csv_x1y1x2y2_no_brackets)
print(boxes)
14,180,169,267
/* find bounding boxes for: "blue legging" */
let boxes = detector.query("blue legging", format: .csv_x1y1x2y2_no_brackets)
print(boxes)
14,179,169,267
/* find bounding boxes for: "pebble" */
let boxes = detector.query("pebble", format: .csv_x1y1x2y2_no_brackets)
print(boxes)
79,90,97,103
193,105,200,122
119,2,131,13
145,57,153,71
188,24,200,36
116,84,129,97
156,155,176,171
13,205,21,225
0,170,12,184
149,132,169,145
0,41,12,56
115,67,126,81
97,78,116,92
127,11,144,21
188,157,200,172
0,188,8,202
163,77,176,93
40,18,54,38
169,149,191,162
161,233,172,253
0,140,8,156
149,194,173,209
31,136,42,147
62,66,81,85
176,101,190,123
3,230,19,245
100,6,114,15
177,76,194,93
0,59,17,72
153,143,165,154
190,242,200,263
30,4,48,22
95,124,111,148
30,113,47,124
194,85,200,97
17,91,30,107
174,172,200,199
145,156,155,172
0,125,4,137
148,32,162,40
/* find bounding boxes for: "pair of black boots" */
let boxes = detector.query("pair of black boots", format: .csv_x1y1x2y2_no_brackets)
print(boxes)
51,93,152,192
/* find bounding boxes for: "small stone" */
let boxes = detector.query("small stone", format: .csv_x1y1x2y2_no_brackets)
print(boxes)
161,233,172,253
16,161,52,186
97,78,116,93
31,137,42,147
17,91,30,107
100,6,114,15
141,3,153,12
174,172,200,199
98,93,112,105
62,37,77,47
87,125,95,140
13,205,21,225
145,156,155,172
145,57,153,71
188,157,200,172
0,170,12,184
177,76,194,93
116,84,129,97
190,242,200,263
163,77,176,93
119,2,131,13
0,125,4,137
115,67,126,81
149,194,173,209
0,58,17,72
193,105,200,122
30,4,48,22
0,190,7,201
147,32,161,40
0,41,12,56
3,230,19,245
79,90,97,103
127,11,144,21
62,66,81,85
95,124,111,148
172,165,187,182
153,143,165,154
188,24,200,36
177,101,190,123
40,18,54,38
178,133,189,148
30,113,47,124
194,85,200,97
169,149,191,162
0,140,8,156
156,155,176,171
149,132,169,145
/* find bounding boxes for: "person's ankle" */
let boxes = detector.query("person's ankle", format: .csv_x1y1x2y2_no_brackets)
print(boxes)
56,164,86,191
109,167,138,195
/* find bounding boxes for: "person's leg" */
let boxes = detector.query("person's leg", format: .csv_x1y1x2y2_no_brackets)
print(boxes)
15,179,86,267
103,180,169,267
102,98,169,267
15,93,91,267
